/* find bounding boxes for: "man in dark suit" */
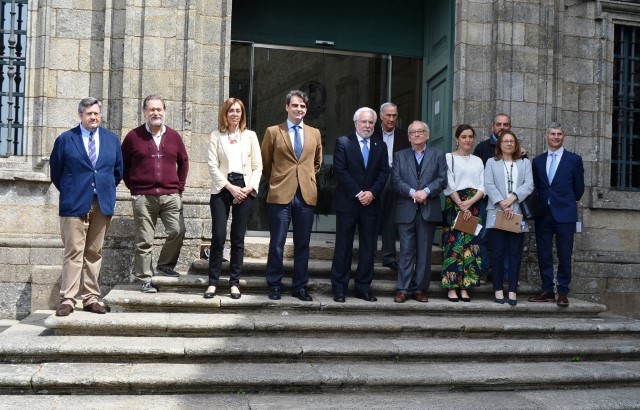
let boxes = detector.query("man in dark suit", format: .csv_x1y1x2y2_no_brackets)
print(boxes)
330,107,390,302
391,121,447,303
49,97,123,316
528,122,584,307
371,102,410,271
261,90,323,302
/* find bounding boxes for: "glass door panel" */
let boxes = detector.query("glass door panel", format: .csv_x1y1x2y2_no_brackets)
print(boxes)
230,42,421,234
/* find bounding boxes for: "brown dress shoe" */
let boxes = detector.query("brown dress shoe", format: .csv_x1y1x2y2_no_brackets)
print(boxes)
83,302,107,314
55,304,74,317
527,291,556,303
393,292,408,303
413,292,429,303
556,294,570,307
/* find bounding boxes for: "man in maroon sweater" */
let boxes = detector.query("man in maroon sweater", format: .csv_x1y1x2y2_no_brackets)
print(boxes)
121,95,189,293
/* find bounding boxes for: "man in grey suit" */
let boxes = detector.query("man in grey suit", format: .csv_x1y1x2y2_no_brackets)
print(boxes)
391,121,447,303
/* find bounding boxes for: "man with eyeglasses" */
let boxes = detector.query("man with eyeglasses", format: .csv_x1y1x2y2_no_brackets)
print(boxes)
261,90,323,302
473,114,512,285
391,121,447,303
122,95,189,293
371,102,410,271
330,107,390,303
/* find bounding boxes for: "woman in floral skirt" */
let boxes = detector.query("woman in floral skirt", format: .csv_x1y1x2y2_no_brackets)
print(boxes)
441,124,485,302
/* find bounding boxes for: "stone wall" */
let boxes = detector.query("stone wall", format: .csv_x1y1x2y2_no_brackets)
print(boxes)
454,0,640,318
0,0,230,319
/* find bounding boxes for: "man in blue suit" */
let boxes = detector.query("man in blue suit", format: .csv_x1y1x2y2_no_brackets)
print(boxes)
391,121,447,303
49,98,123,316
330,107,390,302
528,122,584,307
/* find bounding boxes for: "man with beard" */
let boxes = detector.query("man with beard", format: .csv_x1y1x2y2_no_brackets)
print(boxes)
121,95,189,293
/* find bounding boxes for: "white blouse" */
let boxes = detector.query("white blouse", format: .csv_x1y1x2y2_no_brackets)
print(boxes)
443,153,485,196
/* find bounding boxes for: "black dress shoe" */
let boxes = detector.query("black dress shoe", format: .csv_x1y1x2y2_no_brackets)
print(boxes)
268,287,282,300
356,292,377,302
333,295,345,303
230,292,241,300
203,291,216,299
292,289,313,301
383,260,400,271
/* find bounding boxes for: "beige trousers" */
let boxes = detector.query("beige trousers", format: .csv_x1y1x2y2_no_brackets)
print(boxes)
59,198,111,307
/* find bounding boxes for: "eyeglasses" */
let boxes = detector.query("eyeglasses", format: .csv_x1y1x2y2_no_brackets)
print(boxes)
409,129,427,136
501,140,515,145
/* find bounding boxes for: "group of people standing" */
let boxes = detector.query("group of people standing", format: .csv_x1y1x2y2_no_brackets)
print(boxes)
439,114,584,307
49,93,583,317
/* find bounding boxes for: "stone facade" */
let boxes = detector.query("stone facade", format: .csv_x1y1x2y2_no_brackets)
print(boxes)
0,0,639,319
0,0,231,319
454,0,640,317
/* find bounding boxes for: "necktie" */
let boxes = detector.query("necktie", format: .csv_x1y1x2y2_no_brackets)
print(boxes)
88,131,97,168
548,152,557,183
361,138,369,168
292,125,302,159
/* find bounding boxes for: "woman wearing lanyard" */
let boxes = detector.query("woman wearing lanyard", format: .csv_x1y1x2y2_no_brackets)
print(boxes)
484,130,534,306
205,98,262,299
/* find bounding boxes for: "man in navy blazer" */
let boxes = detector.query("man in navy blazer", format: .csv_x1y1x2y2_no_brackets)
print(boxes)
528,122,584,307
49,98,123,316
391,121,447,303
330,107,390,302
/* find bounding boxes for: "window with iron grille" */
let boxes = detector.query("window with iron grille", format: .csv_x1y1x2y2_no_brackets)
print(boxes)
0,0,26,157
612,24,640,190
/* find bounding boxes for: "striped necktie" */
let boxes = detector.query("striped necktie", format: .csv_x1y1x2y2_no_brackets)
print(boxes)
88,131,97,168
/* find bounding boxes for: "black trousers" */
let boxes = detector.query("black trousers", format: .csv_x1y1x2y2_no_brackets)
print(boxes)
208,180,254,287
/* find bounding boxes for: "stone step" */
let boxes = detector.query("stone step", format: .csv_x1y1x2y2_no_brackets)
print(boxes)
189,257,445,281
1,361,639,394
206,237,443,264
103,287,606,318
40,311,640,339
149,271,541,296
3,388,640,409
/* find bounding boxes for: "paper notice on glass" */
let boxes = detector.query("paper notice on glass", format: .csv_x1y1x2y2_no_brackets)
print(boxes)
493,211,523,233
453,211,481,235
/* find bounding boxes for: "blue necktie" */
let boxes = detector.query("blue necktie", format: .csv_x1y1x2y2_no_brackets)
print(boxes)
361,138,369,168
292,125,302,159
88,131,97,168
548,152,557,184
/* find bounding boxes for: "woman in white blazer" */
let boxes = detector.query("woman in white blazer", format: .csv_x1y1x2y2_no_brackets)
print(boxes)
484,130,534,306
204,98,262,299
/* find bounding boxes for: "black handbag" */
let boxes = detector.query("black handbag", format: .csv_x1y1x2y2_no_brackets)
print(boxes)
520,189,542,220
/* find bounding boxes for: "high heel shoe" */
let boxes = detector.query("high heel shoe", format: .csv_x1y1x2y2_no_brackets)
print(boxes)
460,290,471,302
447,290,459,302
230,286,241,300
203,287,216,299
494,291,504,304
508,292,517,306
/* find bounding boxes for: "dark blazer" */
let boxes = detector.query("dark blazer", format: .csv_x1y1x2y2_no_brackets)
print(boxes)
532,149,584,223
50,125,123,217
371,125,410,154
332,134,389,214
391,147,447,223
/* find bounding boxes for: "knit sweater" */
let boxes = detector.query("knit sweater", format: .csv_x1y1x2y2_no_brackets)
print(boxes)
121,124,189,195
473,134,497,165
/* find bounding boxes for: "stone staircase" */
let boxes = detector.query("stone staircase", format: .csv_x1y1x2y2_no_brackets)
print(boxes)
1,238,640,408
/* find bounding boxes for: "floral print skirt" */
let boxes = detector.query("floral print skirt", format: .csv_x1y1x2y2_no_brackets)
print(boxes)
441,188,482,289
